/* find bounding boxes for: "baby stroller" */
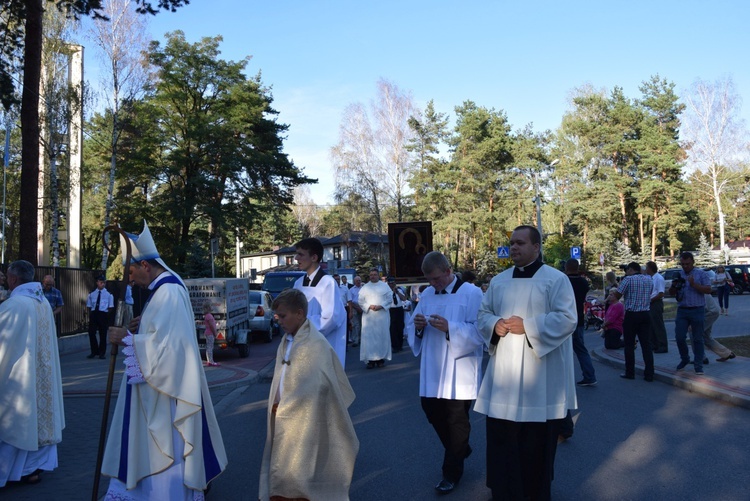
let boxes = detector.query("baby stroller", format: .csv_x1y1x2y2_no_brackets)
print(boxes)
583,296,605,330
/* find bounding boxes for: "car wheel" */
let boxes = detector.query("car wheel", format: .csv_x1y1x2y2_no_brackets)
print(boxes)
238,344,249,358
731,284,743,295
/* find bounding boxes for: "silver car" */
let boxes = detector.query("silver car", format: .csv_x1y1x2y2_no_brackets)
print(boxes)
248,290,275,342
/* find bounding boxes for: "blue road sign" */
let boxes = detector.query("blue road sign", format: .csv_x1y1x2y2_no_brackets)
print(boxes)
570,246,581,259
497,246,510,258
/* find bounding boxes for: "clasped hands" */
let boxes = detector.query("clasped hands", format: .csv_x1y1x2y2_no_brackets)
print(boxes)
494,316,525,337
413,313,448,333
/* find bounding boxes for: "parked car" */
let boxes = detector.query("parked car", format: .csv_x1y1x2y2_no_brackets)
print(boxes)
261,271,306,299
662,267,718,297
712,264,750,295
248,290,276,343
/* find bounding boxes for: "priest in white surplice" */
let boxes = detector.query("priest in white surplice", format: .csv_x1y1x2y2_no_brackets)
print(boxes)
406,252,484,495
475,225,577,501
102,221,227,499
0,260,65,487
358,269,392,368
292,238,347,367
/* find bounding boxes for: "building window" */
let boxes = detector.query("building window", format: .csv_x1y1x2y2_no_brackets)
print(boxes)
333,246,341,260
285,255,294,265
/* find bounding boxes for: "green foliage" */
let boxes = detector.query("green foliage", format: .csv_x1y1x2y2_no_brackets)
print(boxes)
695,234,717,268
611,240,636,267
542,234,578,269
350,238,376,277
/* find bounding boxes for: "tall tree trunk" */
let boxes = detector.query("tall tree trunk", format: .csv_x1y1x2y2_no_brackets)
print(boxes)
19,0,44,264
618,192,629,246
101,112,119,270
651,208,658,261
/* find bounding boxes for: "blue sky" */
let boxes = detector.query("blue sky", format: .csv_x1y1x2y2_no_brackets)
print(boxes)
95,0,750,203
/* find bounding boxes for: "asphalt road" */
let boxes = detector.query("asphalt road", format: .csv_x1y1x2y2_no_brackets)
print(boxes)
4,295,750,500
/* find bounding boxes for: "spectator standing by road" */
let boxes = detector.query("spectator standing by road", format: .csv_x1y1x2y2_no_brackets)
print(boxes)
203,303,219,367
475,225,577,501
602,291,625,349
670,252,712,375
700,293,736,362
0,261,65,487
645,262,669,353
86,275,114,359
0,270,8,302
42,275,64,335
358,268,392,369
348,276,363,347
406,252,484,495
713,265,732,315
614,262,654,381
565,259,597,386
387,276,408,353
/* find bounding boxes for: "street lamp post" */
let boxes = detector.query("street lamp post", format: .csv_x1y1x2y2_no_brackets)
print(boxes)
534,159,559,260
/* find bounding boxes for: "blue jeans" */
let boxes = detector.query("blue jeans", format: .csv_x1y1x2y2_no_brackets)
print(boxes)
675,306,705,372
572,324,596,382
716,284,730,309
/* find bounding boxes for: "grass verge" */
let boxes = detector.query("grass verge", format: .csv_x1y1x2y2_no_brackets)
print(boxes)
715,336,750,358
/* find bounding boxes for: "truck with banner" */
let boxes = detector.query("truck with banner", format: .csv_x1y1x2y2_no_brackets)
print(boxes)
185,278,251,357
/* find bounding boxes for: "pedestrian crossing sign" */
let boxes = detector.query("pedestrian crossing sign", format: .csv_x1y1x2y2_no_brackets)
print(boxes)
497,246,510,258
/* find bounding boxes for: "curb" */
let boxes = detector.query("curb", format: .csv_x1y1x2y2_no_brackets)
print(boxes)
591,349,750,410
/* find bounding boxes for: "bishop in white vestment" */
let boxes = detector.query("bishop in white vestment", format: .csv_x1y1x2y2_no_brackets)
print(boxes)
101,222,227,500
0,261,65,486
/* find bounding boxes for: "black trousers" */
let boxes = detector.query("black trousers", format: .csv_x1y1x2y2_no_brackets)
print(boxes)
486,416,563,501
389,307,405,351
623,310,654,378
88,311,109,356
421,397,473,483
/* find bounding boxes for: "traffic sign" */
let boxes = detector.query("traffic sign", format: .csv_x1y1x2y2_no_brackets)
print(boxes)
570,246,581,259
497,246,510,258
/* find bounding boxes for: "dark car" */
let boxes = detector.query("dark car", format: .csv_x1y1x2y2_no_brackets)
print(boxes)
716,264,750,295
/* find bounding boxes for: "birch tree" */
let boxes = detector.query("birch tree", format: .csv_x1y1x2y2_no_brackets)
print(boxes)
682,76,749,249
331,78,418,234
87,0,150,269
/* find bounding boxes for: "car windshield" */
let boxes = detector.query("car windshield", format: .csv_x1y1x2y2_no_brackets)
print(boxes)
263,275,300,292
248,291,261,303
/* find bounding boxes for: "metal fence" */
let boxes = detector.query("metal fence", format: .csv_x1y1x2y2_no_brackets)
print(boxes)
0,264,149,337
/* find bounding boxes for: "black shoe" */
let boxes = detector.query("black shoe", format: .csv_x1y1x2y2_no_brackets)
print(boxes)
99,354,106,359
716,352,736,362
619,373,635,380
695,369,704,375
366,361,375,369
644,375,654,382
653,349,668,353
351,343,359,347
86,354,96,359
376,360,385,368
676,360,689,371
577,379,598,386
435,478,456,494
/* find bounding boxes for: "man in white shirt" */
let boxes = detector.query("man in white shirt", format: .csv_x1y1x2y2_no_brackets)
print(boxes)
646,261,668,353
292,238,347,367
406,252,484,494
86,275,114,359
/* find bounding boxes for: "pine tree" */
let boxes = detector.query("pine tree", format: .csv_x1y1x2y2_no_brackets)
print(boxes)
695,234,716,268
611,240,635,267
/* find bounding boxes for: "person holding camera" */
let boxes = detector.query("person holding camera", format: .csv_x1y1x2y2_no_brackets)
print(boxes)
613,262,655,381
669,252,712,375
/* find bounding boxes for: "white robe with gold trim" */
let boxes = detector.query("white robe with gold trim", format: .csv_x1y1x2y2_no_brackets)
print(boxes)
259,319,358,501
0,283,64,486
